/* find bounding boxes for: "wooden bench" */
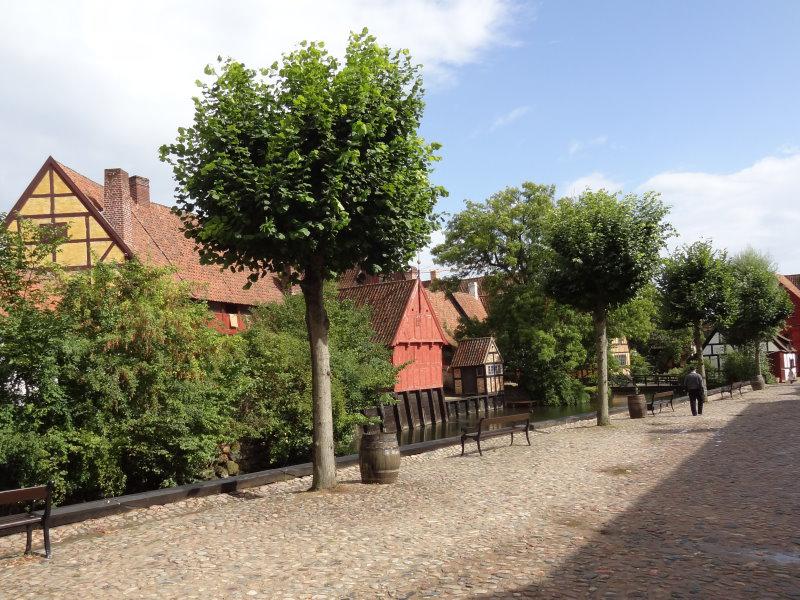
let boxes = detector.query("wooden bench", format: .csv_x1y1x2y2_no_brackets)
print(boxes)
722,381,746,398
647,391,675,416
461,414,531,456
0,484,52,558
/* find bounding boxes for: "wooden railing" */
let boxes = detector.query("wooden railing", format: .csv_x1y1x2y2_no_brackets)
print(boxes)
610,374,681,388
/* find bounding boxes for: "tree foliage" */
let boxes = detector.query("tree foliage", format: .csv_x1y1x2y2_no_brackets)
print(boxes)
160,30,443,488
721,250,793,379
236,285,397,466
658,241,737,332
545,189,671,425
658,241,738,384
0,255,396,503
160,31,444,282
433,183,555,285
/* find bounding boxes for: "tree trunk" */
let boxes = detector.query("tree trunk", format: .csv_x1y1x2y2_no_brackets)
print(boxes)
300,269,337,490
754,341,762,379
693,322,706,380
594,308,609,426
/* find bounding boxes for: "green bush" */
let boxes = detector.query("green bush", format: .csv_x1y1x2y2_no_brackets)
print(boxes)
237,285,397,467
0,245,396,502
721,345,774,384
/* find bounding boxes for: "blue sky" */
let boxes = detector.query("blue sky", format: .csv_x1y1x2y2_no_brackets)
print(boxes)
2,1,799,272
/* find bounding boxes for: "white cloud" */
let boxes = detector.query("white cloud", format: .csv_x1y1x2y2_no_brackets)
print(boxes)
562,172,623,197
489,105,530,132
639,153,800,273
0,0,514,211
568,135,608,156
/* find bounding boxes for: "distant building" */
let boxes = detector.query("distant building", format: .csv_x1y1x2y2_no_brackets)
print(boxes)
4,157,285,333
338,278,447,394
703,330,796,383
450,337,504,397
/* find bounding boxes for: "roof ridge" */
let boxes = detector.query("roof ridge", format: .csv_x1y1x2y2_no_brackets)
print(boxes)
339,279,416,290
56,161,104,189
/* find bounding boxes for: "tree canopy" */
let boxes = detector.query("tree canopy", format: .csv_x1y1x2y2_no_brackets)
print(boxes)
658,241,737,384
722,250,793,380
160,31,444,282
545,189,671,424
161,30,443,489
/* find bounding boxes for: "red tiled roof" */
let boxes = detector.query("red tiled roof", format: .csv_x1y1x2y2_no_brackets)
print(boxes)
338,279,417,345
56,162,285,307
451,291,488,322
57,162,104,209
451,337,492,368
426,290,462,346
129,202,285,306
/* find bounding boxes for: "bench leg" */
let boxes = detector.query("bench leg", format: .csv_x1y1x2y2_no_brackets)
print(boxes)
476,438,483,457
525,427,531,446
43,524,51,559
510,431,514,446
25,525,32,555
670,400,674,412
460,436,466,457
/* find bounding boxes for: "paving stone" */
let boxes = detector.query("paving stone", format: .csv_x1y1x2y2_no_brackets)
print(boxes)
0,384,798,598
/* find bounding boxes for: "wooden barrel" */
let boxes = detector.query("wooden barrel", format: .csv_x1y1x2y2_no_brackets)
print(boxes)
359,432,400,484
627,394,646,419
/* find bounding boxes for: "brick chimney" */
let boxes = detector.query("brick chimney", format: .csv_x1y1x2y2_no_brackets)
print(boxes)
104,168,132,242
129,175,150,205
468,280,479,298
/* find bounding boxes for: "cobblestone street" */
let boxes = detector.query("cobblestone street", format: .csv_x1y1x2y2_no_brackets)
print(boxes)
1,384,798,599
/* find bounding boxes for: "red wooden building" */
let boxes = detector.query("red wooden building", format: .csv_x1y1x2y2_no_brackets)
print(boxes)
779,275,800,355
338,278,447,393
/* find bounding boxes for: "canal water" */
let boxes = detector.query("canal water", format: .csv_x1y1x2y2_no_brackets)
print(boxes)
380,394,636,447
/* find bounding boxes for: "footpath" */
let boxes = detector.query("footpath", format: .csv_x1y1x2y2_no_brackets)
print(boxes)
1,384,798,599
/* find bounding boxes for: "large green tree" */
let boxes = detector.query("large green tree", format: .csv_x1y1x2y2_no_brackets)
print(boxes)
433,183,589,405
545,190,670,425
161,32,444,489
722,250,793,385
658,241,737,387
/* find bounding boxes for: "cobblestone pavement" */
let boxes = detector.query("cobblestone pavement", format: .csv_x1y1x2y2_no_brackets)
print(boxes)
1,385,798,599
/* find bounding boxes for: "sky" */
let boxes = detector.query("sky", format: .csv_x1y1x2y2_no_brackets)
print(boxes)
2,1,799,274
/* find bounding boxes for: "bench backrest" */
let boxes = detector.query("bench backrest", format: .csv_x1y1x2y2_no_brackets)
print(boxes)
0,485,51,520
653,391,674,400
478,414,529,432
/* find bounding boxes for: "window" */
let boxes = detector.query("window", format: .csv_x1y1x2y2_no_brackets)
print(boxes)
224,304,239,329
613,353,629,366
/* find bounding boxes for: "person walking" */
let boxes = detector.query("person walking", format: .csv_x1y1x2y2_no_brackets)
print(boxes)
684,366,705,416
789,358,797,384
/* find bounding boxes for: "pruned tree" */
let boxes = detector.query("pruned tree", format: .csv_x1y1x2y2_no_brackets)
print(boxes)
658,241,737,387
545,190,671,425
160,31,444,489
722,249,793,385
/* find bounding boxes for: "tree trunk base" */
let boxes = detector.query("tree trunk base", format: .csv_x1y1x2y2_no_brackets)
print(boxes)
750,375,765,391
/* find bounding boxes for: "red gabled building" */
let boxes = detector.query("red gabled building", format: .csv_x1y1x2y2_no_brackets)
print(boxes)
338,278,450,431
778,275,800,369
4,157,285,333
338,278,447,393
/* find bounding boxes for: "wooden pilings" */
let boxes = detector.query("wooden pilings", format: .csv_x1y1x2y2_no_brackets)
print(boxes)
376,390,505,431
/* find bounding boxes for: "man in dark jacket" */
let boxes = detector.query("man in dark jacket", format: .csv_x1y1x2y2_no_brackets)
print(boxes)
684,366,705,416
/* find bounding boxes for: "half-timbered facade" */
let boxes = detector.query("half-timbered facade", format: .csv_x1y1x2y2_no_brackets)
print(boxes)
450,337,504,397
4,157,285,332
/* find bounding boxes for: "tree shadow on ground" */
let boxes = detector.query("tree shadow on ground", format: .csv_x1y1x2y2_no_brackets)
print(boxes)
475,386,800,599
